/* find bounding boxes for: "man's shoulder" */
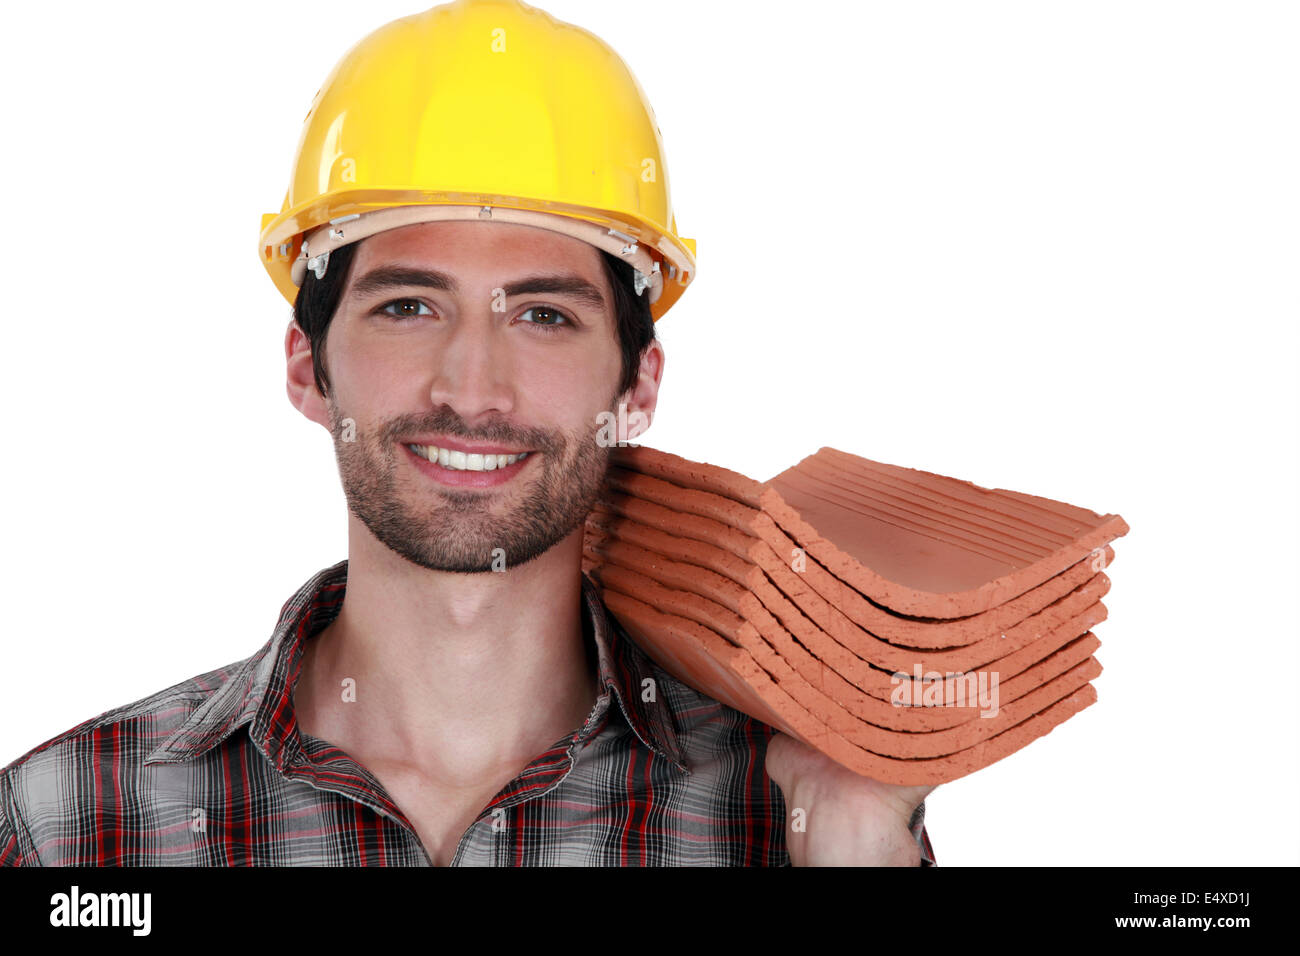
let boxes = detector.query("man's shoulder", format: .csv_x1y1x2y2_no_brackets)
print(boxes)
648,656,779,752
589,632,790,865
0,654,253,813
600,602,781,762
608,617,786,774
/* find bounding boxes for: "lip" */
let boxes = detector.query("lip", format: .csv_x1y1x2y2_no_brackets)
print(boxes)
403,435,532,455
403,442,534,488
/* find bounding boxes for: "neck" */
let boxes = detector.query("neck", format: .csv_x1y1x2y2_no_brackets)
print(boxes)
294,517,599,787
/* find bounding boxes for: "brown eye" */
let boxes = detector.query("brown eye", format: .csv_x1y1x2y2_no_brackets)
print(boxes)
519,306,571,331
378,299,433,319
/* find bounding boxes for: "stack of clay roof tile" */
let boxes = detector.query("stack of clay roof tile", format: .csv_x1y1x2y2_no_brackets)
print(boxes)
580,445,1129,786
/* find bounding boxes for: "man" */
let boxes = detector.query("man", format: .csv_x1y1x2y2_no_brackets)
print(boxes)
0,0,933,866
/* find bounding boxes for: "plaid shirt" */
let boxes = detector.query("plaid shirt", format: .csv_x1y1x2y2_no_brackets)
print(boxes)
0,560,934,866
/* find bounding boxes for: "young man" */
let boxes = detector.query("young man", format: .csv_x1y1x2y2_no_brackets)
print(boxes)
0,0,933,866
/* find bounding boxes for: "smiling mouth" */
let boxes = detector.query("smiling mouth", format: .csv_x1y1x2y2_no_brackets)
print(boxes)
405,443,532,472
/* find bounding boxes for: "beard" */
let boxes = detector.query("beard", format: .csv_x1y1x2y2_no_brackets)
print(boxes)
326,396,616,574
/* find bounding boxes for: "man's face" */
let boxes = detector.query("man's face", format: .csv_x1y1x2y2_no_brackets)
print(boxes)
314,219,638,573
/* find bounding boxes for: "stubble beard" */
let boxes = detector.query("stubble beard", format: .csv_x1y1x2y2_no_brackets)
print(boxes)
327,396,617,574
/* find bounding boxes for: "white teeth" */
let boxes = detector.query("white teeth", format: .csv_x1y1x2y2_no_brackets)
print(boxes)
408,444,529,472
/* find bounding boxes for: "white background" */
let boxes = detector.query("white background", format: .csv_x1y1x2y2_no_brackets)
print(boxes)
1,0,1296,866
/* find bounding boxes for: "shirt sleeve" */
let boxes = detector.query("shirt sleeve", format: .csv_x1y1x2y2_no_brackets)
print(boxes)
0,773,26,867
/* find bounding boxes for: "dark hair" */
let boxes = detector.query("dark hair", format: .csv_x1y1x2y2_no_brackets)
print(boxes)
293,239,656,401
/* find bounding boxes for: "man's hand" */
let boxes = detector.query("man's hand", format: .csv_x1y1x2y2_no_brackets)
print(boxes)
765,732,935,866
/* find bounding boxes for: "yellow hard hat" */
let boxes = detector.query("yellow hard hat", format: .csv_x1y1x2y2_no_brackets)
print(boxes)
258,0,696,322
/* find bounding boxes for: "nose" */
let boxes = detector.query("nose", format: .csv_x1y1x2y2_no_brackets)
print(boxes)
425,306,518,425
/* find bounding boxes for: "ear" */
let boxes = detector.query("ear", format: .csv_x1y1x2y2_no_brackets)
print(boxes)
621,338,664,443
285,318,331,431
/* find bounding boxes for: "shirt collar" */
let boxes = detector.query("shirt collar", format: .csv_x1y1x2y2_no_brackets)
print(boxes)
578,569,689,773
145,560,687,772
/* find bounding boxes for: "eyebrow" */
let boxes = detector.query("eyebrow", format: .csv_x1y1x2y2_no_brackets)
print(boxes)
345,266,607,312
